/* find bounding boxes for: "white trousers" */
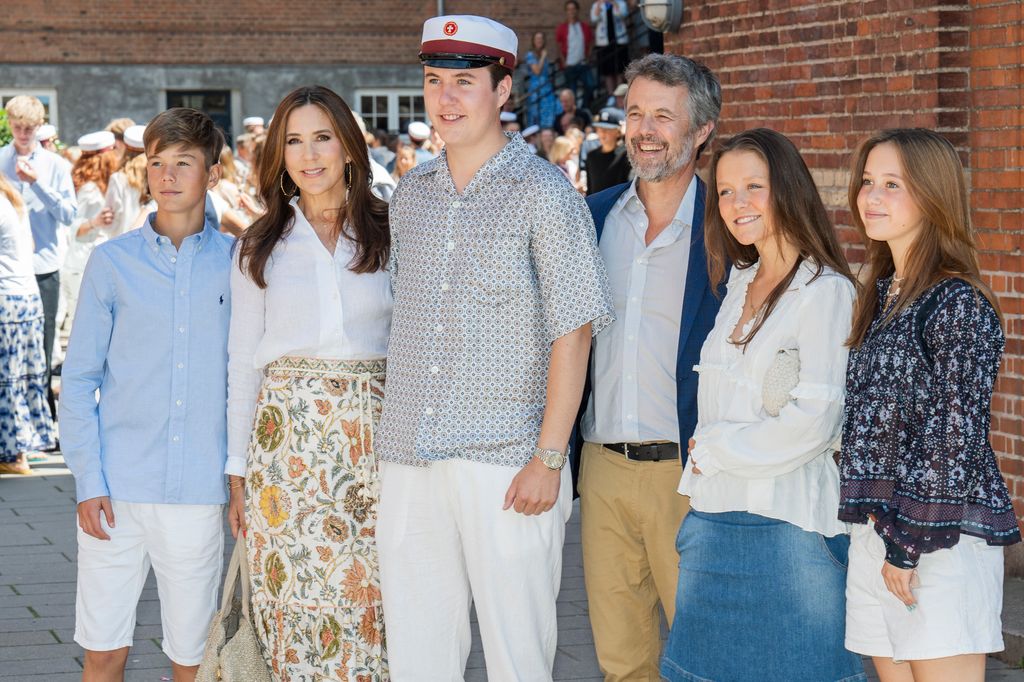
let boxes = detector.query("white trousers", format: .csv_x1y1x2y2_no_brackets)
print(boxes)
377,459,572,682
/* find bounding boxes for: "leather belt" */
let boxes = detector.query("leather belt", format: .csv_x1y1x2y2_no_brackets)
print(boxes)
603,442,679,462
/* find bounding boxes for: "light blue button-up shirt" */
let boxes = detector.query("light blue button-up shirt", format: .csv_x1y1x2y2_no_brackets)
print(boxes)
0,142,76,274
59,217,233,504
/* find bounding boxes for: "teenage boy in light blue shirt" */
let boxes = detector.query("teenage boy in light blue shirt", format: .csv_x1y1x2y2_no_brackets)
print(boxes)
60,107,232,682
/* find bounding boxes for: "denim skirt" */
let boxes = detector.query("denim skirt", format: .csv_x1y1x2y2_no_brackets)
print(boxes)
661,510,866,682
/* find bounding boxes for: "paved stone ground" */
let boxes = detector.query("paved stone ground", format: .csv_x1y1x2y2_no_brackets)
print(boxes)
2,457,1023,681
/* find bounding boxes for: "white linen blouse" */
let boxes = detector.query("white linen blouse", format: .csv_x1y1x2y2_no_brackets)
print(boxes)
226,196,393,475
678,259,854,537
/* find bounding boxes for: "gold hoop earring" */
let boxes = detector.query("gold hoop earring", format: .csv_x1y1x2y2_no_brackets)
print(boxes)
279,170,296,198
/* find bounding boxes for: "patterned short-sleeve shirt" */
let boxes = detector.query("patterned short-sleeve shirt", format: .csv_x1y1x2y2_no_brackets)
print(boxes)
377,133,614,468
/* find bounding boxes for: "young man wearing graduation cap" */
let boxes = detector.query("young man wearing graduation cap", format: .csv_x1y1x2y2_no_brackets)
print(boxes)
375,14,613,680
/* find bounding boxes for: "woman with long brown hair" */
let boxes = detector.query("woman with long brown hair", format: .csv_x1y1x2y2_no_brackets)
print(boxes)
0,173,55,474
663,128,864,681
226,84,391,680
839,129,1020,682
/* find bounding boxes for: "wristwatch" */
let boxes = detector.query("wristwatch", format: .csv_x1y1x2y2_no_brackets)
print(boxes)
534,446,567,470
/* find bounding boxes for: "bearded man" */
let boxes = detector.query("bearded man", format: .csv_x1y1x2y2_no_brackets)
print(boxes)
574,53,724,681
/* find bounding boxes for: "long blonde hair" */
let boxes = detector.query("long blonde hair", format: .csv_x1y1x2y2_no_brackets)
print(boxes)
847,128,1001,347
0,174,25,217
122,152,150,205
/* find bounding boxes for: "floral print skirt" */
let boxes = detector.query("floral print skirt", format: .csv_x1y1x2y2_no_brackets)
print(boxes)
0,293,54,461
245,356,388,681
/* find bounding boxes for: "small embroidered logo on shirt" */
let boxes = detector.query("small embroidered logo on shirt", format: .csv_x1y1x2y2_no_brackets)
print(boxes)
219,295,224,305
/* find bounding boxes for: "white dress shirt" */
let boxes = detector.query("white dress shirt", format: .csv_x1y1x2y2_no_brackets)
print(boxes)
678,260,855,537
582,176,695,444
226,197,393,475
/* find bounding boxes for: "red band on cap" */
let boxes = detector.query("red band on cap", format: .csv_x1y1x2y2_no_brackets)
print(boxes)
420,38,516,70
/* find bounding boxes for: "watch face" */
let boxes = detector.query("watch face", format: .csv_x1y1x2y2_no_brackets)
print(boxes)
545,451,566,469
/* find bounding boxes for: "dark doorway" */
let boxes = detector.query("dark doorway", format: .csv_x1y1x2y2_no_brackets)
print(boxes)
166,90,233,147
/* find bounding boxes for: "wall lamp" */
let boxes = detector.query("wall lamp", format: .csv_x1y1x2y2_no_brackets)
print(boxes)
638,0,684,33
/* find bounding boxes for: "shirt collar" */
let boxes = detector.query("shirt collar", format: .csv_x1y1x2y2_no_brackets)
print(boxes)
615,174,698,243
419,132,530,194
142,211,218,250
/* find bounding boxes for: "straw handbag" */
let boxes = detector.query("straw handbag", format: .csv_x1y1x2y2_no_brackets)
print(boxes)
196,536,272,682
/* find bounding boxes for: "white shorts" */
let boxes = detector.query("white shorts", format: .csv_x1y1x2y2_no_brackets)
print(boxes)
845,522,1005,660
75,500,224,665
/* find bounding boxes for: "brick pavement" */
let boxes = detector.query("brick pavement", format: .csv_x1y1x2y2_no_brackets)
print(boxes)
2,456,1023,681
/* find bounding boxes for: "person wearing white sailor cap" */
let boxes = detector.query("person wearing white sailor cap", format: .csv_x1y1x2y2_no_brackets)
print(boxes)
375,13,614,682
60,131,117,329
407,120,436,164
104,124,149,238
499,110,521,133
242,116,264,135
36,124,59,153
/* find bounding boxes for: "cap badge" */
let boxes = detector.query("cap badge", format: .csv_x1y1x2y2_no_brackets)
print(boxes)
443,21,458,36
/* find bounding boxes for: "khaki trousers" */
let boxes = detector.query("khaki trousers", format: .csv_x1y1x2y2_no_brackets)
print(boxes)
579,441,690,682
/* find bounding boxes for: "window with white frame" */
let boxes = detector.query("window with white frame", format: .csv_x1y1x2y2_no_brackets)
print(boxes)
355,90,426,134
1,89,58,128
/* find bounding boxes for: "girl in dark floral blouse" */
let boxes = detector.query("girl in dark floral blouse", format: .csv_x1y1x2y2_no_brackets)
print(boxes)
839,128,1020,682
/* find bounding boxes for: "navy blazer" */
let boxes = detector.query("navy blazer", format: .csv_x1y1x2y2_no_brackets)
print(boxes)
572,177,723,489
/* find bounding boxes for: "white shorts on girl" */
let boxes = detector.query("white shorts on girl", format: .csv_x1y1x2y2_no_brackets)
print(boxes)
845,522,1004,661
75,500,224,665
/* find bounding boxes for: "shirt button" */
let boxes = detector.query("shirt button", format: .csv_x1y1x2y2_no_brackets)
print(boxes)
626,374,633,381
172,435,180,442
627,334,635,341
440,282,450,291
452,200,462,208
630,297,639,303
435,324,443,332
430,366,440,374
177,362,184,369
446,240,456,251
178,326,185,333
179,290,186,296
176,399,183,406
425,407,434,415
170,256,177,263
627,414,635,421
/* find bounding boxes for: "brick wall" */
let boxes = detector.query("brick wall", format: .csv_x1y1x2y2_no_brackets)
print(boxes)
666,1,1024,548
1,0,571,65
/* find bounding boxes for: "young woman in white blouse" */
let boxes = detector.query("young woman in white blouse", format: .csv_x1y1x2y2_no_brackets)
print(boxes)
661,129,865,682
227,85,392,680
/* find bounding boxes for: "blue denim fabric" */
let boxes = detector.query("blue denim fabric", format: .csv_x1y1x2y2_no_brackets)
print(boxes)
661,510,866,682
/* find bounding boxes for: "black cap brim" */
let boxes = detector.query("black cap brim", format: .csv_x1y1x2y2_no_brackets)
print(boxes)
419,53,510,70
